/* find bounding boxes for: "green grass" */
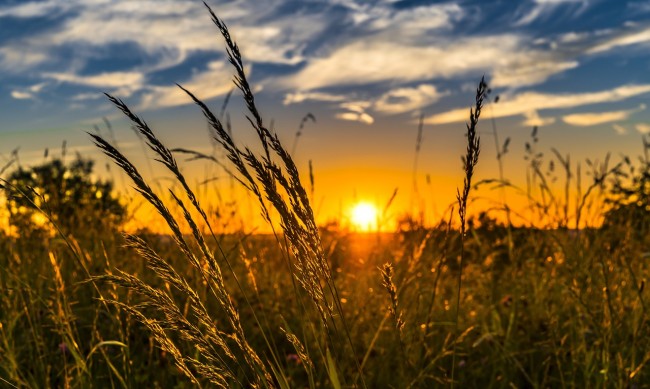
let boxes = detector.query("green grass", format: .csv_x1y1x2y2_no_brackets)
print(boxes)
1,2,649,388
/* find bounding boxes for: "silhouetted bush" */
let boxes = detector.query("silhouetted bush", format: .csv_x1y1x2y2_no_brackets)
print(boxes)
4,156,125,236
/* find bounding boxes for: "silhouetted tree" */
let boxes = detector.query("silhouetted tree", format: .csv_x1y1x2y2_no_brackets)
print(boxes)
4,156,125,236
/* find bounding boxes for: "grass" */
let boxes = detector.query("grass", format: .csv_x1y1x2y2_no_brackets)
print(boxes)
1,2,650,388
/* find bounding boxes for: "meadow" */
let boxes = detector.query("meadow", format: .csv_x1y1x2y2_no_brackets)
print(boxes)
1,3,650,388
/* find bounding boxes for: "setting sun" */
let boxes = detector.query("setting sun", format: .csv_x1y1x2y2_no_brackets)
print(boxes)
350,202,378,231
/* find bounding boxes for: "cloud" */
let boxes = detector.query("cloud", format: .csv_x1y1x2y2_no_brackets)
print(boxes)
491,60,578,88
280,33,577,90
557,31,590,44
36,0,319,68
514,0,588,26
587,27,650,54
373,84,445,114
336,111,374,125
43,71,146,98
11,90,34,100
354,3,463,33
0,46,48,70
536,24,650,59
330,0,462,33
636,124,650,134
138,61,232,110
562,104,645,126
28,82,48,93
612,124,628,135
275,0,649,94
523,111,556,127
71,92,103,101
336,101,374,124
563,111,630,126
286,84,446,116
340,101,371,113
9,82,49,100
0,0,77,18
425,84,650,125
276,4,579,93
283,91,348,105
45,71,145,89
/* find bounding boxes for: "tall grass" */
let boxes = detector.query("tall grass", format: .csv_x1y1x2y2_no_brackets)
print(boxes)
87,3,369,387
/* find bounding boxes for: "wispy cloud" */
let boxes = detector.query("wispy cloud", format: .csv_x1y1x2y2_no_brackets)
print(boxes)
71,92,103,101
346,3,463,33
514,0,588,26
138,61,233,110
10,91,34,100
336,111,374,125
0,0,76,18
562,104,645,126
636,123,650,134
44,71,145,91
612,124,628,135
336,101,374,125
287,84,446,117
426,84,650,125
373,84,446,114
491,60,578,89
0,46,48,70
9,82,48,101
283,91,348,105
587,26,650,54
280,34,577,90
523,110,556,127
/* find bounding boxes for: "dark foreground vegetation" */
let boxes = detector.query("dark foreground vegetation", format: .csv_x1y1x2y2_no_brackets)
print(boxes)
1,3,649,388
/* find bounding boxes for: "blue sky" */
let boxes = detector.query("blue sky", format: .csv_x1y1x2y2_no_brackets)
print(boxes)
1,0,650,225
2,0,649,129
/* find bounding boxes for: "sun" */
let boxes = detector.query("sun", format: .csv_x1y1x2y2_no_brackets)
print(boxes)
350,202,378,231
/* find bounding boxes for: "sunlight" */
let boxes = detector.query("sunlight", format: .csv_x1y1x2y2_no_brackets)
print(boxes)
350,202,378,232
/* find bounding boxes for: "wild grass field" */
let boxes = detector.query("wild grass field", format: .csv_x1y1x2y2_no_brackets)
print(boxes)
1,3,650,389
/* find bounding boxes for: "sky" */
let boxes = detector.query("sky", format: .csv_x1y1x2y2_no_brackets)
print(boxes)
1,0,650,230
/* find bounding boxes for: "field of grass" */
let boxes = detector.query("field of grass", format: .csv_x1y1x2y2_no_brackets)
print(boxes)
1,3,650,388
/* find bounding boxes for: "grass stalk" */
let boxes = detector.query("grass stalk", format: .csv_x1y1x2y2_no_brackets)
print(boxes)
451,76,487,387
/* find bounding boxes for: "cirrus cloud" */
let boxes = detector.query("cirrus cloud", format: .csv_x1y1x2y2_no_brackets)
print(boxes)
562,104,645,126
280,34,577,90
636,123,650,134
373,84,446,114
426,84,650,125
